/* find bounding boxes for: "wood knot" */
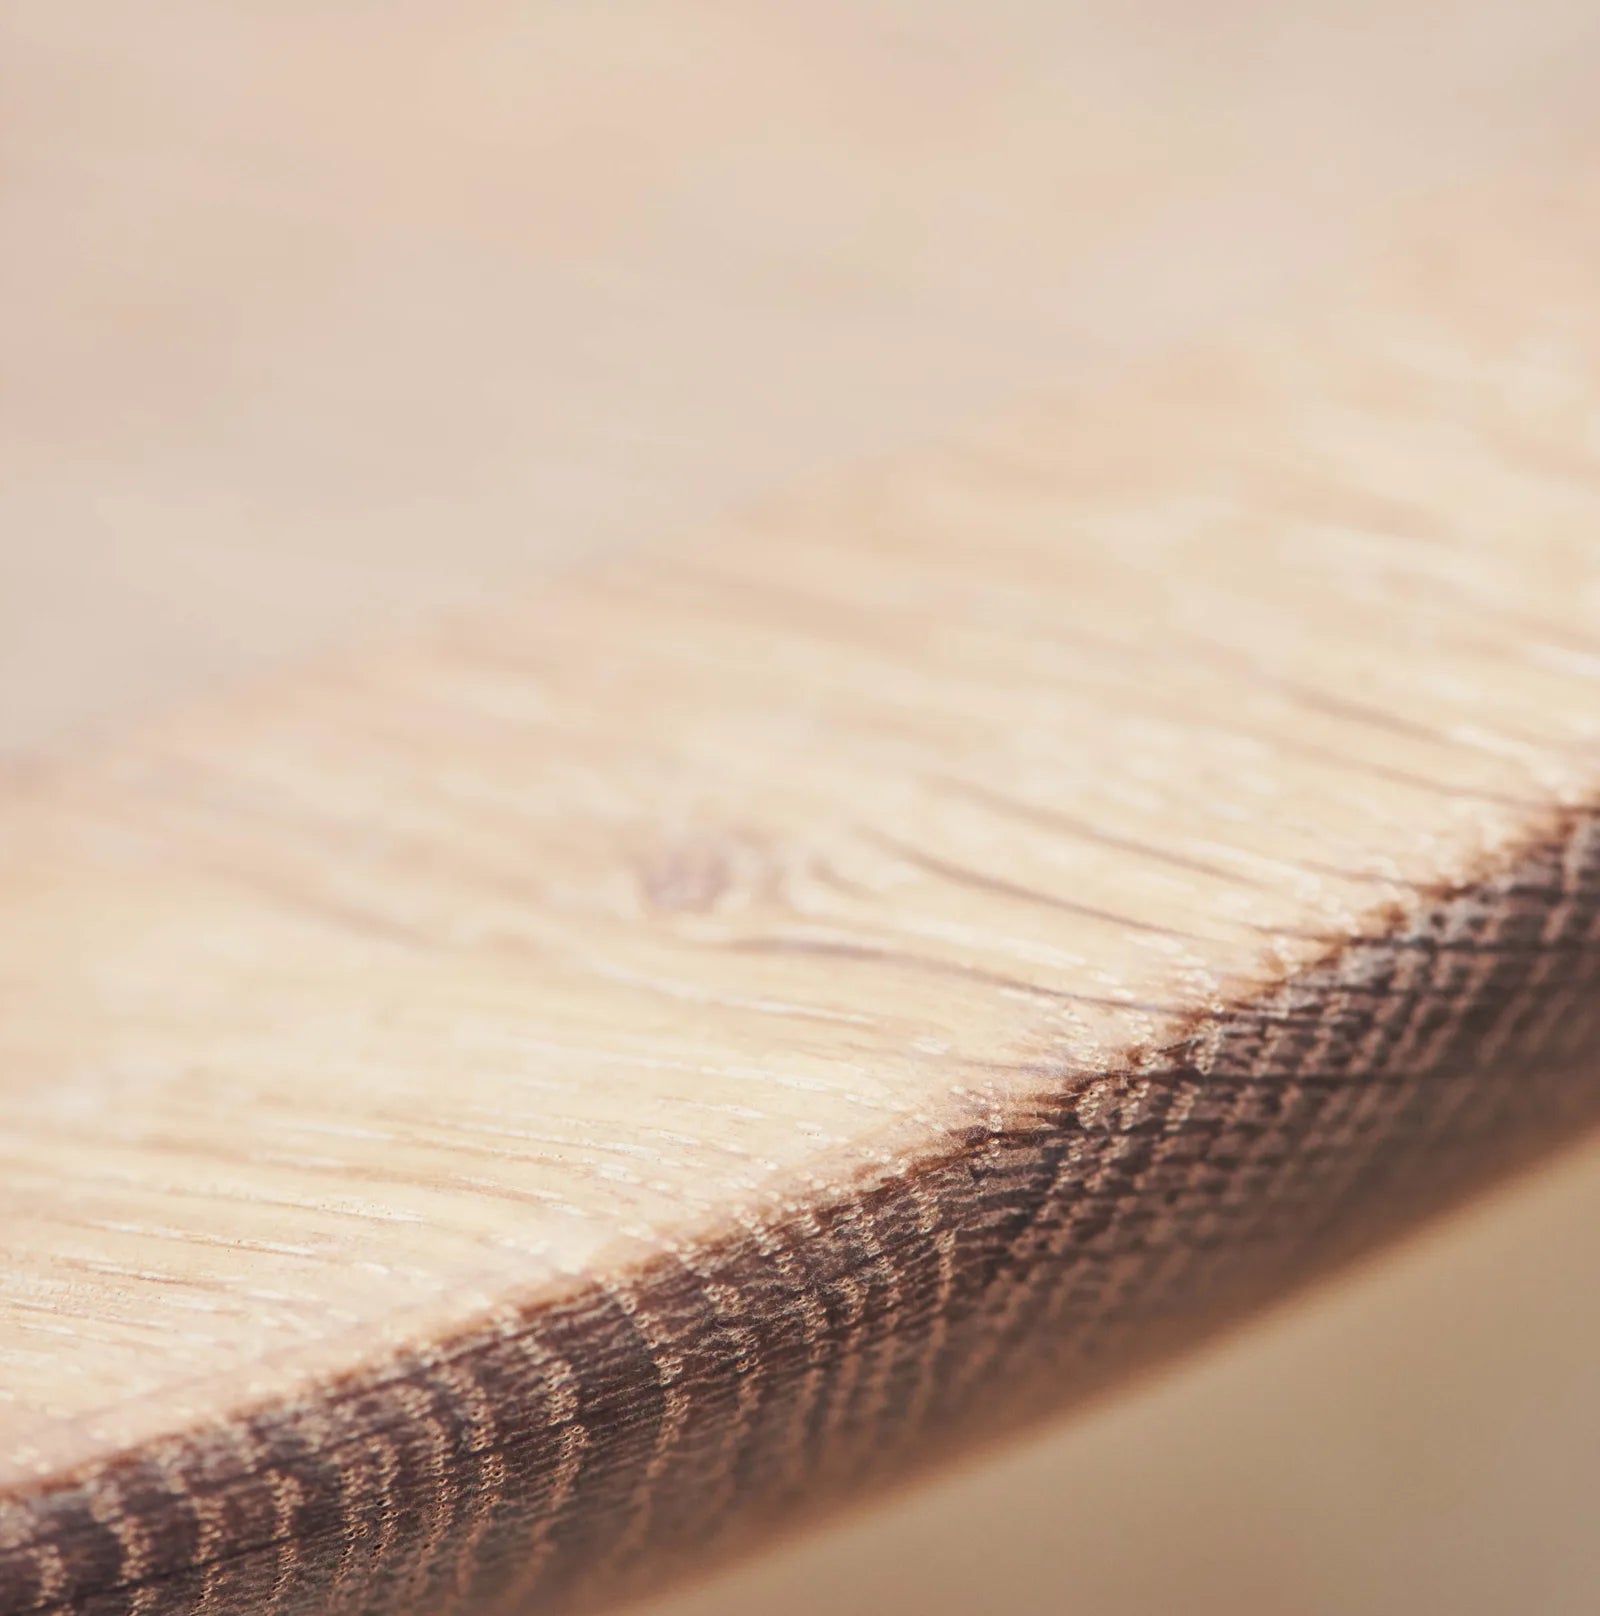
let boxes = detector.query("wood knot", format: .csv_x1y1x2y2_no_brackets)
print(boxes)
636,834,735,914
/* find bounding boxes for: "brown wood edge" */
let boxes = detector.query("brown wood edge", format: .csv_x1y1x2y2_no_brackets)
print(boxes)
4,803,1600,1616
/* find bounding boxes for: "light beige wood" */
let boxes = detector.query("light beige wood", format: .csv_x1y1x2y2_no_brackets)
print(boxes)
7,0,1598,753
6,180,1600,1472
5,161,1600,1588
6,6,1600,1615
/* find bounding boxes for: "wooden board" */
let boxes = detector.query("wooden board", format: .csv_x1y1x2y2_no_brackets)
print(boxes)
5,7,1600,1616
9,0,1600,753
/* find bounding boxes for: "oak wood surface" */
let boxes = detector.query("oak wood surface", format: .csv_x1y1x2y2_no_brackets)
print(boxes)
5,7,1600,1616
9,0,1600,755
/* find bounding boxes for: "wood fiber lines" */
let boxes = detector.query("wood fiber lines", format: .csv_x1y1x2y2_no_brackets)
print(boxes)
6,185,1600,1613
5,817,1600,1616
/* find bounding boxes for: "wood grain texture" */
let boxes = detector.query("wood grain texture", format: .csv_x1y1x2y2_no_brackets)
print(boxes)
6,138,1600,1613
9,0,1600,756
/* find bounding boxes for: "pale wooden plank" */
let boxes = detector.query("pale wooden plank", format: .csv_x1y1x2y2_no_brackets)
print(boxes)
4,157,1600,1612
6,7,1600,1615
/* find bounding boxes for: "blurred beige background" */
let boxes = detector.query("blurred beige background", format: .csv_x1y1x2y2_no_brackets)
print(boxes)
4,4,1599,1612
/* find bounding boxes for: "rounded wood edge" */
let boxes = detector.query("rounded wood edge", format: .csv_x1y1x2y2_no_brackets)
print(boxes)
5,808,1598,1616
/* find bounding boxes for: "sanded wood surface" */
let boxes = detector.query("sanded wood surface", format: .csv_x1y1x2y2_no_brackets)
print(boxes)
6,7,1600,1616
7,168,1600,1612
9,0,1600,755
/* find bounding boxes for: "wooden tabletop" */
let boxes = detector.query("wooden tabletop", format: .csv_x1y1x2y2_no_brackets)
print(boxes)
5,6,1600,1614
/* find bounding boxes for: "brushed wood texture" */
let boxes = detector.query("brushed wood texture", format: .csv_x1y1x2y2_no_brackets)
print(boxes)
6,159,1600,1612
7,6,1600,1616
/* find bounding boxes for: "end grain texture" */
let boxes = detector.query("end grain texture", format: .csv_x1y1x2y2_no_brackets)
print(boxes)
6,160,1600,1614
